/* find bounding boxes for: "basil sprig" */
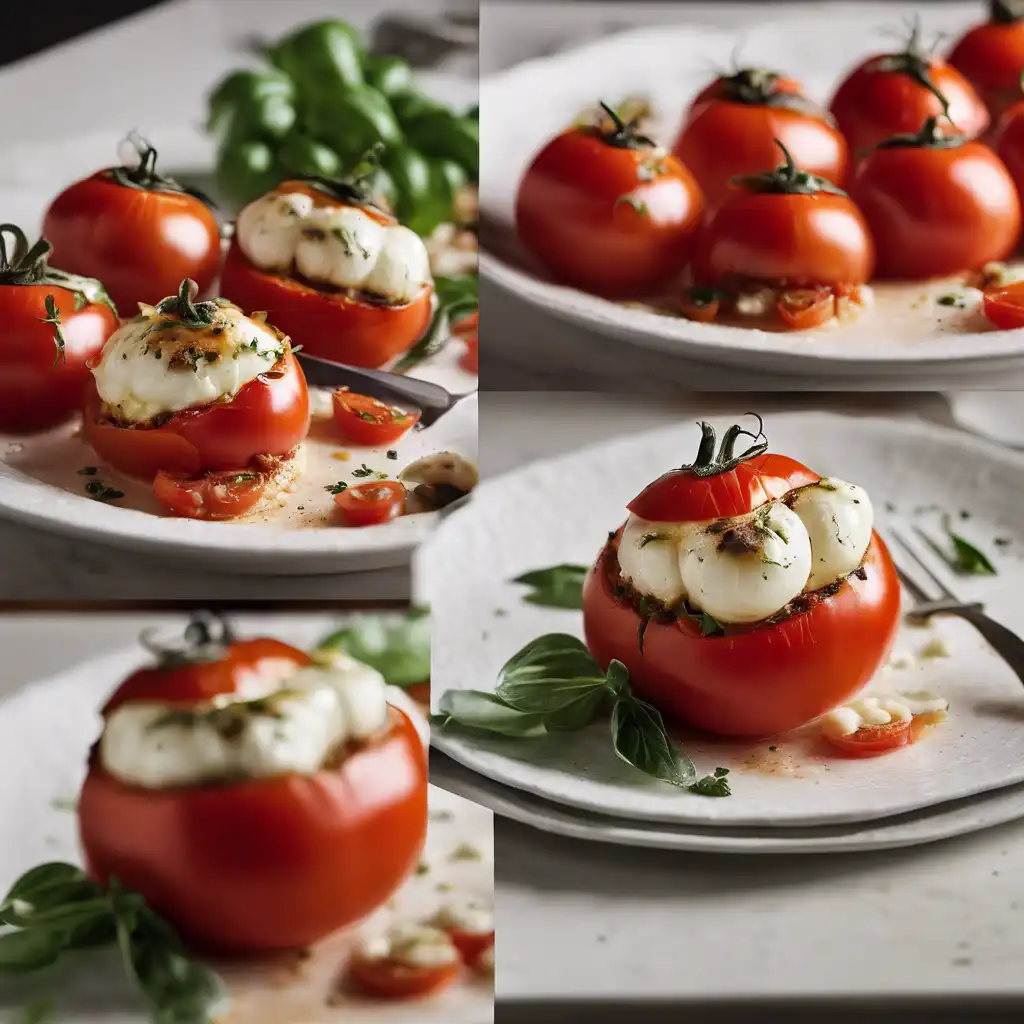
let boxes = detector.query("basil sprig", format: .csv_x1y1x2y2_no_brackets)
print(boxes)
947,531,997,576
392,274,477,373
511,564,588,609
435,633,729,793
0,862,226,1022
317,609,430,688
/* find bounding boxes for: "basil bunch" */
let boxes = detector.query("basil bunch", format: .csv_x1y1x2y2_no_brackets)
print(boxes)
0,863,225,1022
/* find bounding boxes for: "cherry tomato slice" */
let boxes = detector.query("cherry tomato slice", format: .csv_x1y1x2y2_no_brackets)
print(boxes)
447,928,495,967
332,392,420,446
824,717,912,758
335,481,407,527
777,288,836,330
349,955,460,1000
678,294,721,323
152,468,269,520
983,281,1024,330
454,312,479,374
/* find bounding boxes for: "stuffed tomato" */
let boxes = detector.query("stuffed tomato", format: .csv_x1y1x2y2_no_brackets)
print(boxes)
77,615,427,954
219,161,433,368
83,278,310,519
581,419,901,737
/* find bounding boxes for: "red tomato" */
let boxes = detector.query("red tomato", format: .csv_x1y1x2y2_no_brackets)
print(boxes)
152,468,268,520
79,706,426,953
673,68,849,206
830,26,990,155
83,346,310,480
677,288,721,323
515,102,705,296
349,953,459,1000
994,97,1024,198
948,4,1024,119
824,718,912,758
332,391,420,446
691,145,875,292
777,288,836,329
982,280,1024,328
850,119,1021,279
405,681,431,706
43,134,220,314
335,481,407,527
454,311,478,374
583,529,901,737
0,225,118,434
219,241,432,370
447,928,495,967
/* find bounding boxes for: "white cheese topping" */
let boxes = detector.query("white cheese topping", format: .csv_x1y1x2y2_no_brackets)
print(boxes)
92,305,284,423
820,691,949,740
476,943,495,975
237,189,432,303
617,515,687,605
99,657,388,789
789,478,873,591
359,925,459,969
430,898,494,935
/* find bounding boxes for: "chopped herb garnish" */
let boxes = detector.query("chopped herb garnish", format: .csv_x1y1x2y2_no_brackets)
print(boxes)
614,193,648,215
356,410,377,422
948,531,997,575
352,463,374,478
325,481,348,494
937,294,962,307
84,479,124,502
688,766,731,797
77,466,98,476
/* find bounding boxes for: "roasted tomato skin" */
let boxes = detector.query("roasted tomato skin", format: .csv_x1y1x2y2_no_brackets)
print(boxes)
691,192,875,290
515,126,705,296
219,241,432,369
82,347,310,480
948,16,1024,120
43,171,221,314
0,284,117,435
850,138,1021,280
78,706,427,954
582,530,901,737
830,55,989,156
673,78,849,205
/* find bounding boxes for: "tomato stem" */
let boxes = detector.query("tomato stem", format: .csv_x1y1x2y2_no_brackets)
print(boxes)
591,99,658,150
139,610,237,669
108,131,214,207
154,278,220,329
873,19,952,120
875,115,967,150
297,143,388,212
680,415,768,478
731,141,847,196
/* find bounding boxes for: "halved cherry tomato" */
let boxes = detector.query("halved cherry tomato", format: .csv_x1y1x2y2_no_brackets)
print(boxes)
83,347,310,480
777,288,836,330
830,25,989,156
454,311,479,374
673,68,849,206
516,101,705,296
824,718,912,757
948,4,1024,120
152,468,268,520
677,288,721,323
583,528,901,737
447,928,495,967
850,119,1021,279
692,144,874,299
982,280,1024,328
332,391,420,446
349,955,459,1000
43,135,220,313
219,239,432,369
335,480,407,527
0,225,118,434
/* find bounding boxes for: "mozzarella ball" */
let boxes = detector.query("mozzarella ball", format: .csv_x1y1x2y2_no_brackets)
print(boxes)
789,477,873,591
290,656,389,739
617,514,686,605
294,205,386,290
362,225,432,302
236,190,314,272
92,305,284,423
679,502,811,624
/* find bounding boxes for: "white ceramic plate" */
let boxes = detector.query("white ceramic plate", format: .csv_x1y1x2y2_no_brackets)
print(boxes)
424,412,1024,828
480,6,1024,381
0,612,493,1024
431,751,1024,855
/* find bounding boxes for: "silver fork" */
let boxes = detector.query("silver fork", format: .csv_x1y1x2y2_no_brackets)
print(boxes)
882,523,1024,681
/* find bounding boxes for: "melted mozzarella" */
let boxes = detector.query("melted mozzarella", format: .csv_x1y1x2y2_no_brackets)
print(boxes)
236,191,314,272
359,925,459,968
680,502,811,624
617,514,686,605
820,694,920,739
236,188,432,302
294,205,386,290
92,306,283,423
100,657,388,789
431,898,494,935
789,478,873,591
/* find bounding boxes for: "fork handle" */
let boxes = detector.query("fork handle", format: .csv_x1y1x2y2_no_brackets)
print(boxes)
953,606,1024,684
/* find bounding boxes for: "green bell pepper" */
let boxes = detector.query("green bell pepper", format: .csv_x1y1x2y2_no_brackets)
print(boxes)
206,69,296,138
278,132,342,178
269,19,364,103
215,140,283,206
364,54,414,97
402,111,478,178
305,87,402,163
388,88,449,124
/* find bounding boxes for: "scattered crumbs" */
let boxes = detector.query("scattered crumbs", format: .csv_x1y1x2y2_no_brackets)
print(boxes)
296,505,305,511
481,631,490,641
995,537,1012,548
918,638,950,660
386,449,398,460
493,608,508,617
429,809,455,822
888,655,914,670
449,841,484,862
768,745,778,752
596,934,608,943
76,466,98,476
436,881,454,892
415,861,430,876
993,870,1000,877
959,510,971,520
49,796,77,812
884,501,897,513
332,451,351,461
952,957,973,967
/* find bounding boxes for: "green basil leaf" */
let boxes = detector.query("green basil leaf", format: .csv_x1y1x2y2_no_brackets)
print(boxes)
436,690,548,737
496,633,606,714
434,274,478,307
1,897,112,930
511,564,588,609
688,766,732,797
2,863,87,905
318,610,430,687
540,688,608,731
605,659,630,695
610,695,696,788
0,929,66,974
948,532,997,575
